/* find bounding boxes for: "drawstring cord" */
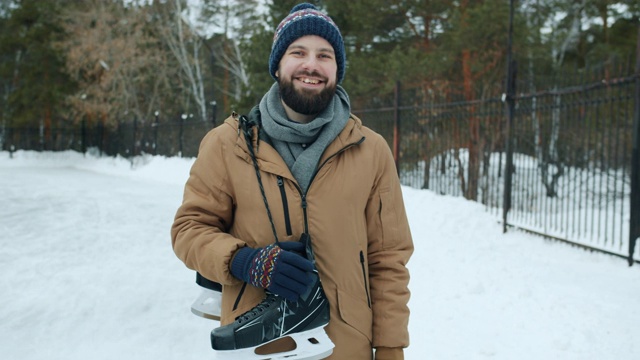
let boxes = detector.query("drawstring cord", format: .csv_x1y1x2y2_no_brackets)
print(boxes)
237,112,315,265
238,114,280,245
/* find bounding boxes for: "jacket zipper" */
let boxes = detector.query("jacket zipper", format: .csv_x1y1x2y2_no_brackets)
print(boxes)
232,282,247,311
360,250,372,308
315,137,366,175
277,176,293,236
238,122,365,311
301,194,309,233
270,137,367,290
298,136,366,232
276,138,365,257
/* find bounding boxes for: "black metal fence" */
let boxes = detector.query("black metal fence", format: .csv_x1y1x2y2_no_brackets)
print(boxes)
1,115,212,158
1,66,639,265
507,73,637,261
353,64,640,265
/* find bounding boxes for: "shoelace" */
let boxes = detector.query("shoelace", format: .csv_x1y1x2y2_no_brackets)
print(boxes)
237,294,279,323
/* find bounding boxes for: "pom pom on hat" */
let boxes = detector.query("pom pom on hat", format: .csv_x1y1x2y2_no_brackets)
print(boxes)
290,3,316,12
269,3,346,83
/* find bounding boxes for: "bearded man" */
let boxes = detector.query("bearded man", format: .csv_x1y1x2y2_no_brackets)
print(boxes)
172,3,414,360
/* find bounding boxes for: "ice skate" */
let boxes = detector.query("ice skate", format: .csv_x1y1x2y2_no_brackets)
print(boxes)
210,270,333,360
191,272,222,321
191,288,221,320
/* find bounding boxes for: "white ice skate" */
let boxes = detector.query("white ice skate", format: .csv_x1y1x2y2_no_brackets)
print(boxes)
192,273,222,321
190,288,221,321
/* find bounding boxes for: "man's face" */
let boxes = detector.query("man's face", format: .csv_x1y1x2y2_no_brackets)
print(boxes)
276,35,338,116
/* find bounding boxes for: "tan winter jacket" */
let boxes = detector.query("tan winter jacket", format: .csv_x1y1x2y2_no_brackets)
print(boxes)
172,113,413,359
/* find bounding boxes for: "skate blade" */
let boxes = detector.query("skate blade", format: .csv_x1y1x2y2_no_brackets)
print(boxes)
191,289,221,321
212,327,334,360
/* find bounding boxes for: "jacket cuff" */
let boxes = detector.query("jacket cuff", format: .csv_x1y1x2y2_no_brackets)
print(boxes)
230,246,254,282
375,347,404,360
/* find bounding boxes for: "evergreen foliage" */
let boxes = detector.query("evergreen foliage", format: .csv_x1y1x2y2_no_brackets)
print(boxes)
0,0,75,128
0,0,637,132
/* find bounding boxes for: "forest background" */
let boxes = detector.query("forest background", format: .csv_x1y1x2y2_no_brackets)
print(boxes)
0,0,638,134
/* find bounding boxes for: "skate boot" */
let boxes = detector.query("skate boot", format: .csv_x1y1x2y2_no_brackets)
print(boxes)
191,272,222,321
210,270,333,360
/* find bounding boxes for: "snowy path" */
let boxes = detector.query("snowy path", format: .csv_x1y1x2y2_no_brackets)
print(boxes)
1,151,639,359
1,165,210,359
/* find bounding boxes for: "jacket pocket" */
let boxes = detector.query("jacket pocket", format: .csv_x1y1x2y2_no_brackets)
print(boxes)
277,176,293,236
379,189,400,249
359,251,371,308
232,282,247,311
336,288,373,342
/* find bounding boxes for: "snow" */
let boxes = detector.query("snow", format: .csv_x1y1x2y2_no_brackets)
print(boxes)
1,150,638,359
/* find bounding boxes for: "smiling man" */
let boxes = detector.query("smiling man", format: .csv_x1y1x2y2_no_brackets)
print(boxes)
276,35,338,122
172,3,414,360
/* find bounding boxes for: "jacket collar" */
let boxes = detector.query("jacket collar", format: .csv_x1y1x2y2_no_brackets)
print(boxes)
227,113,366,181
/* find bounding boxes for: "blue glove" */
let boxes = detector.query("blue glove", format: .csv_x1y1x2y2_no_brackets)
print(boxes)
231,242,314,302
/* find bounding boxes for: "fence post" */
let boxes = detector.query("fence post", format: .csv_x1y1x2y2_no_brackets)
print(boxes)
629,24,640,266
502,0,517,233
98,121,104,157
153,111,159,156
133,117,138,157
81,119,87,155
116,120,122,157
393,81,401,174
211,101,217,128
180,114,186,157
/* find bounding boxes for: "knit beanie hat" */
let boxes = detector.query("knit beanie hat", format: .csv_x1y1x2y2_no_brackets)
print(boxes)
269,3,346,84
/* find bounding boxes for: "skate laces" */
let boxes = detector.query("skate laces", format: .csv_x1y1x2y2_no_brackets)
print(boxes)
237,294,279,323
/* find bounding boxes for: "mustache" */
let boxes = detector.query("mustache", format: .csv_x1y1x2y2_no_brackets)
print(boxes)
293,70,328,82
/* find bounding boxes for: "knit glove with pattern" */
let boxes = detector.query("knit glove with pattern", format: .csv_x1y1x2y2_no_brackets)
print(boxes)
230,242,314,302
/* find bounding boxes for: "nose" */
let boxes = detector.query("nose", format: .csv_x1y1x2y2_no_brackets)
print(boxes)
301,54,319,70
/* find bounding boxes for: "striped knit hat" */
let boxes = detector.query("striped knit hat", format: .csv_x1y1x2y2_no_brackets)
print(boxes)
269,3,346,83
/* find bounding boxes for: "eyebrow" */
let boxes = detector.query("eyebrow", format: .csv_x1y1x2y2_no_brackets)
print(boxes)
287,44,335,54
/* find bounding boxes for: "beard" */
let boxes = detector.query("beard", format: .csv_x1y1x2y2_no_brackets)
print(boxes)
278,71,337,115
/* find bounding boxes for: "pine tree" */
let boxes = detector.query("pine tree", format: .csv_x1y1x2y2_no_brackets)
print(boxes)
0,0,75,149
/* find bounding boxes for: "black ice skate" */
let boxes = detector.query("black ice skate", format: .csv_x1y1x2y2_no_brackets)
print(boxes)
210,269,333,360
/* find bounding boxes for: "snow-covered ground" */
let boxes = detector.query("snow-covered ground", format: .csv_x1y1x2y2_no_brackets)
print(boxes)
1,150,638,360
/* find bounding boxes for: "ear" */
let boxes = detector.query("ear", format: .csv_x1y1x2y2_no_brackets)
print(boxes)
275,70,279,78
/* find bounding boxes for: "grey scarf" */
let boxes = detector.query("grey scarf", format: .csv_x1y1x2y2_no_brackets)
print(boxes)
259,82,351,193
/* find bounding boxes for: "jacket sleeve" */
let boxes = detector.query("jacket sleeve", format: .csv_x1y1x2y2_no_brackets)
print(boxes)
365,135,414,349
171,128,246,285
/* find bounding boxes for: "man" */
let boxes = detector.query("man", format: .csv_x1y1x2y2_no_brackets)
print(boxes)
171,3,413,359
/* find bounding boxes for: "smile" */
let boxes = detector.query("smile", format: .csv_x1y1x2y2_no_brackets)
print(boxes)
299,77,322,84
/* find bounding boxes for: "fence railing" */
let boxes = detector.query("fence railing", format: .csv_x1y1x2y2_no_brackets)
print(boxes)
1,70,638,265
0,116,213,158
353,69,640,265
506,75,637,262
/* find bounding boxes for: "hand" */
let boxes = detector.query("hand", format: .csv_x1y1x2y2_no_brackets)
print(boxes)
231,242,314,301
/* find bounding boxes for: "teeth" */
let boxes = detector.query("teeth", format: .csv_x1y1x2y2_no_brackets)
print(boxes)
302,78,319,84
